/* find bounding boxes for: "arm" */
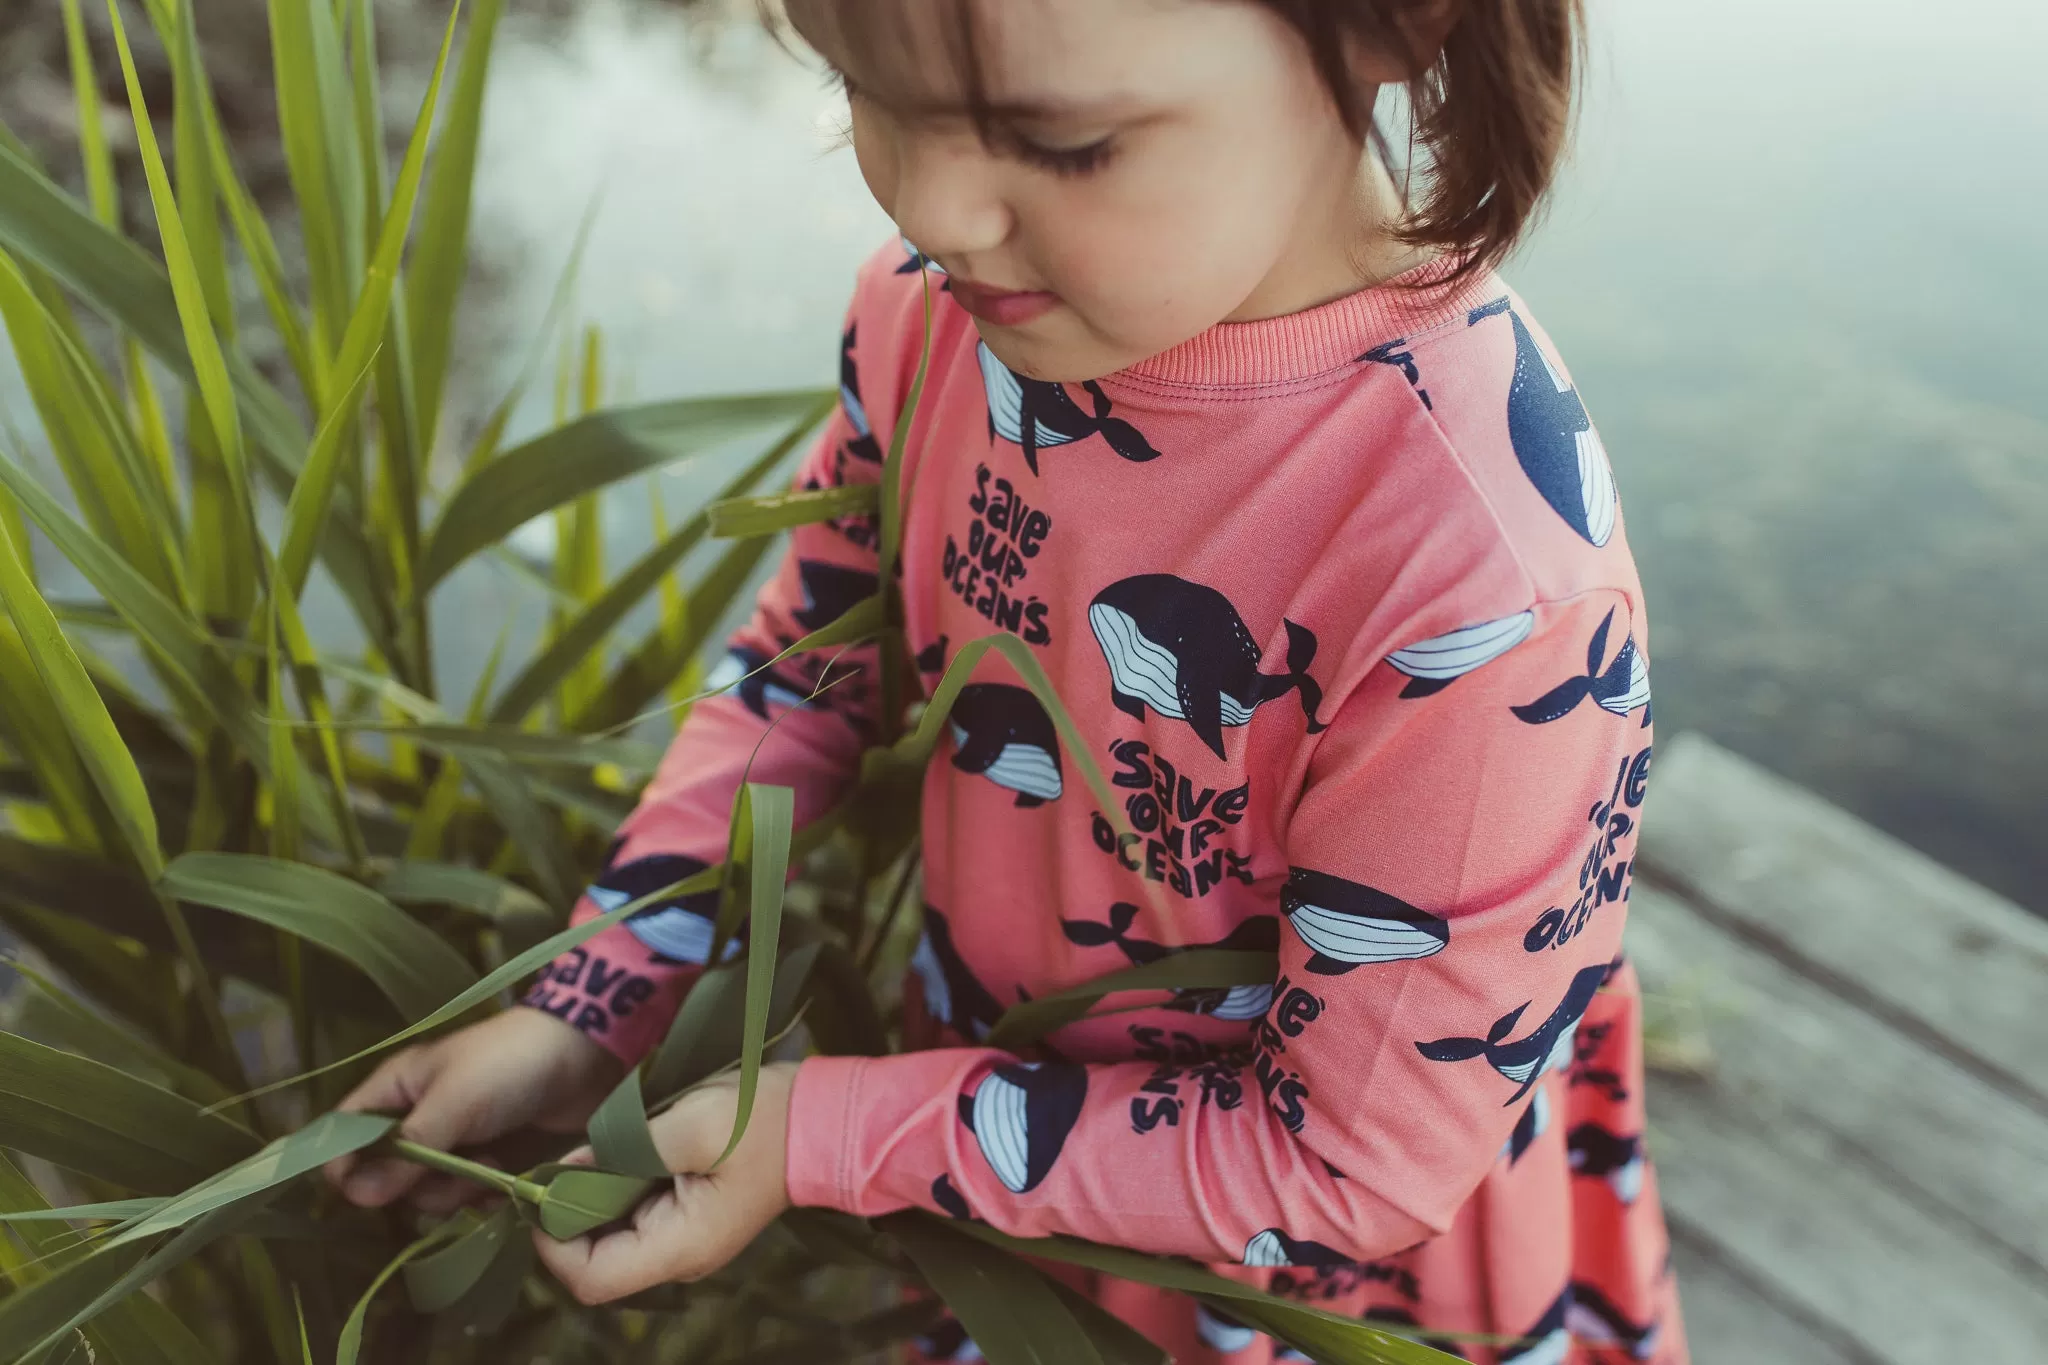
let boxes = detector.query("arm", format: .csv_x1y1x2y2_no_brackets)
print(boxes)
522,306,896,1064
784,590,1653,1264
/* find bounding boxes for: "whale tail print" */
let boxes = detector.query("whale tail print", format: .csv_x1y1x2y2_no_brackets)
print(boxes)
1181,617,1326,760
1417,963,1610,1104
1079,380,1160,465
1512,608,1652,726
1064,906,1278,1019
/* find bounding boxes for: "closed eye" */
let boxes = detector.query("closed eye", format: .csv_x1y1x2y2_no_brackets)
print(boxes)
1003,131,1117,177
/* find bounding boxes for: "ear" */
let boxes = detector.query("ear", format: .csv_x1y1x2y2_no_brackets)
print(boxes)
1344,0,1464,85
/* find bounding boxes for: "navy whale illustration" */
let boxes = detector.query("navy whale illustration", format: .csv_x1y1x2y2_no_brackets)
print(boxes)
1242,1227,1354,1270
1567,1122,1645,1204
1416,962,1609,1104
1061,902,1280,1021
949,683,1063,806
1506,308,1617,547
1502,1087,1551,1165
909,906,1009,1042
837,324,884,464
791,559,879,634
912,1317,983,1364
705,645,815,720
1282,866,1450,975
1196,1303,1259,1353
584,848,739,968
1500,1287,1573,1365
957,1061,1089,1194
1385,609,1536,699
1567,1281,1662,1360
1511,607,1651,727
1087,574,1326,759
979,342,1159,475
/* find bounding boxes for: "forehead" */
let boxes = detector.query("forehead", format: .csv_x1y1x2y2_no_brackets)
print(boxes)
785,0,1197,117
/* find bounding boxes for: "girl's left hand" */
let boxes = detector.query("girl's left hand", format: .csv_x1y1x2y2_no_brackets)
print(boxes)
534,1061,798,1304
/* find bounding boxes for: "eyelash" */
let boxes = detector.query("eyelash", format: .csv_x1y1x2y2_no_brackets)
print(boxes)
834,70,1117,178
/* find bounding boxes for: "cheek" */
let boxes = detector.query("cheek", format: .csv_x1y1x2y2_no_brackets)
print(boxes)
848,105,899,215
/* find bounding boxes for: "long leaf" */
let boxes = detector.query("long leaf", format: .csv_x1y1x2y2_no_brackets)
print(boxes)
402,1206,516,1314
420,390,833,590
160,853,478,1023
488,398,827,726
712,783,794,1168
410,0,507,453
104,0,249,546
377,860,555,947
706,483,878,540
0,1030,256,1192
585,1067,669,1182
985,950,1276,1052
890,1215,1124,1365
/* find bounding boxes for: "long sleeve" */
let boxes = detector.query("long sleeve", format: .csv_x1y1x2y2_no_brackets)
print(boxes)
523,293,898,1063
784,588,1654,1266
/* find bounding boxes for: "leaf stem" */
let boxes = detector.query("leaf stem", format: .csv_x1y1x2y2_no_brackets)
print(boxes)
388,1139,521,1199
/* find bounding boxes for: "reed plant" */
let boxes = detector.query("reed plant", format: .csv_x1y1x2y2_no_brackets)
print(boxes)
0,2,1466,1360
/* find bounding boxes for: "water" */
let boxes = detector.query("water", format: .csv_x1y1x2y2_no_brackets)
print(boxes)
5,0,2042,911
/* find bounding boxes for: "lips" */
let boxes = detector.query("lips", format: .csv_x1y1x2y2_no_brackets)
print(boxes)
949,277,1060,327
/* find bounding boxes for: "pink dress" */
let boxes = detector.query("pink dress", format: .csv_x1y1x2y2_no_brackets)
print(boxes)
526,241,1688,1364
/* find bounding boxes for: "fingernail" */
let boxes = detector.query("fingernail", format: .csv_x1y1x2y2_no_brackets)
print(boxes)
346,1175,385,1205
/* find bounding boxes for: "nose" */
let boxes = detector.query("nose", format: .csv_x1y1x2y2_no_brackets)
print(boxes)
884,128,1012,268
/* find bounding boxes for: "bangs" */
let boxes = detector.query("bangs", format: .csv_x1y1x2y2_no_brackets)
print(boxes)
779,0,1000,127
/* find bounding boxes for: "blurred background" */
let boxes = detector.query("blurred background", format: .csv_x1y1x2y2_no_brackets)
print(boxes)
14,0,2037,913
0,0,2042,1357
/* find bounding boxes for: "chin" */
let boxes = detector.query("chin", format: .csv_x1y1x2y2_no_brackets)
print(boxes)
973,320,1141,386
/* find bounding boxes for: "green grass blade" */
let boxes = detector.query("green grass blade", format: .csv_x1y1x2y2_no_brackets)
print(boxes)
265,606,303,860
984,951,1275,1052
711,783,794,1169
585,1067,669,1182
276,355,378,598
160,853,479,1022
706,483,878,540
103,0,250,555
0,1030,257,1192
0,602,106,849
0,508,161,878
889,1215,1125,1365
420,390,833,590
402,1205,517,1313
0,1242,154,1365
58,0,117,226
376,861,555,950
272,574,368,864
166,0,233,338
410,0,507,451
489,400,825,726
532,1167,657,1241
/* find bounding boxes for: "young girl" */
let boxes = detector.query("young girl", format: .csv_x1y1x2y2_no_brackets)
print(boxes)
328,1,1685,1359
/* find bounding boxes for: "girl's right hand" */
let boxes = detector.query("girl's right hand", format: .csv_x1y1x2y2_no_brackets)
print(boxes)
322,1007,623,1212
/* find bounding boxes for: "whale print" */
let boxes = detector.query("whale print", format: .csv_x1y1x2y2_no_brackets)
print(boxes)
979,342,1160,475
1386,610,1536,699
916,634,950,676
837,324,884,464
948,684,1063,806
1415,963,1610,1105
1502,1087,1552,1166
584,850,738,967
1282,867,1449,975
913,1318,984,1364
1511,607,1651,726
957,1062,1089,1194
1088,575,1327,759
1243,1228,1354,1270
1196,1304,1259,1354
896,234,948,278
1567,1123,1645,1205
1500,1288,1572,1365
931,1173,974,1221
1507,309,1617,547
1567,1281,1662,1360
791,559,879,635
1062,902,1279,1020
910,906,1007,1042
705,646,815,719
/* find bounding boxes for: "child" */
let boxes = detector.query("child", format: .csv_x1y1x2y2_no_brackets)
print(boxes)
328,0,1685,1359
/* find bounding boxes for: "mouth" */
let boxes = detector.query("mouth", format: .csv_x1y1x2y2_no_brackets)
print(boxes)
950,277,1060,327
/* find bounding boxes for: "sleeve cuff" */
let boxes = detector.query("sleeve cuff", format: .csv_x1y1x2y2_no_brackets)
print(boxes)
784,1054,873,1211
521,918,700,1065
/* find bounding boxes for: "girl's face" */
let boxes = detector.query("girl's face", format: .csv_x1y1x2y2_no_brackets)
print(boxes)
787,0,1417,382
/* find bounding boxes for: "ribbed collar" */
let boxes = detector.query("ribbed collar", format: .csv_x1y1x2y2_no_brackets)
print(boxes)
1119,256,1500,390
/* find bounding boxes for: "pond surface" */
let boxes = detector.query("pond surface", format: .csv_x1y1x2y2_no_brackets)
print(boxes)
5,0,2041,913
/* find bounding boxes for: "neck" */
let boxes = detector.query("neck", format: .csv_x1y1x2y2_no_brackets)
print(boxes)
1225,146,1431,323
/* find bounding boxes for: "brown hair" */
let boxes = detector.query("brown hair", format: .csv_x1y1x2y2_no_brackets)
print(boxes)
779,0,1586,286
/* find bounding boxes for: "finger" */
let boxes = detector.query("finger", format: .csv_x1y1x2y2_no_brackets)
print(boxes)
343,1062,498,1208
323,1047,435,1189
413,1173,490,1216
533,1183,696,1306
645,1090,729,1175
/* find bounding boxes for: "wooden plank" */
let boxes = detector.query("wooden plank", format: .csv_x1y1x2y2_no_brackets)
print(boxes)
1666,1224,1866,1365
1627,884,2048,1276
1642,1064,2048,1362
1636,734,2048,1107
